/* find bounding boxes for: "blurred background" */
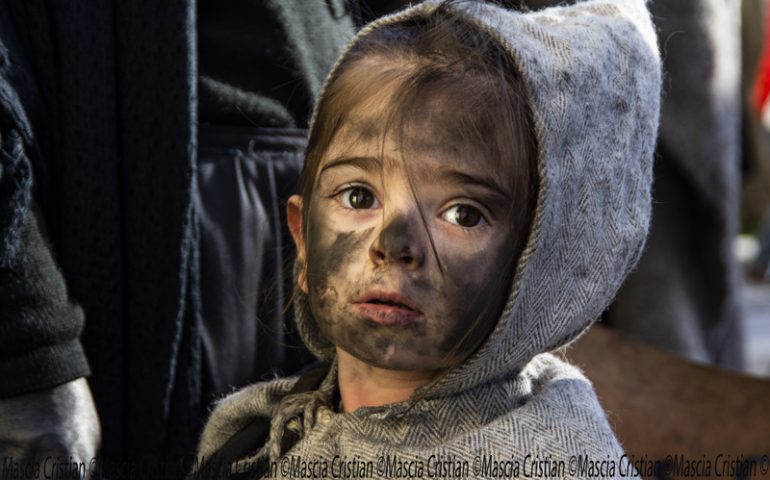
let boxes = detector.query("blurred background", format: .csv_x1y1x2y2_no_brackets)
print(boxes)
739,0,770,378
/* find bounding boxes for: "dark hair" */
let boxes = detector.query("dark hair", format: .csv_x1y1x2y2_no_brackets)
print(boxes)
300,2,538,265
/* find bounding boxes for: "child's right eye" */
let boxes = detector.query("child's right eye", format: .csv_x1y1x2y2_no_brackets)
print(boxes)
337,186,380,210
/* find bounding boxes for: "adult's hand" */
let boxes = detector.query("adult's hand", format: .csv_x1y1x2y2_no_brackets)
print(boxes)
566,325,770,466
0,378,100,479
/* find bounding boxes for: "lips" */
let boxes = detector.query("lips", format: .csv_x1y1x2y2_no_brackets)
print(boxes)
353,290,423,326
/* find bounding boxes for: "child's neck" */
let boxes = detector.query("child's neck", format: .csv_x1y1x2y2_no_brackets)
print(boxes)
336,348,438,412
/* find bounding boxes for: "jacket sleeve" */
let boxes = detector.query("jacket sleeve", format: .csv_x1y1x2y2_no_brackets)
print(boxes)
0,45,90,398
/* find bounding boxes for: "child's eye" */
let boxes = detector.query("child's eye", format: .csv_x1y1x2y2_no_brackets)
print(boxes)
338,186,380,210
442,204,486,228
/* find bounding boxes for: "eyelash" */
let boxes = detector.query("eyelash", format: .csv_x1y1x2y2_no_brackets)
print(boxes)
441,203,489,230
331,185,491,230
332,184,381,210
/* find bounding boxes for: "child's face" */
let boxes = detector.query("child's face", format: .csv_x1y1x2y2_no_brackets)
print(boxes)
289,96,520,374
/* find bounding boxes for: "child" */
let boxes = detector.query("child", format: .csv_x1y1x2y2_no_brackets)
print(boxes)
195,0,660,478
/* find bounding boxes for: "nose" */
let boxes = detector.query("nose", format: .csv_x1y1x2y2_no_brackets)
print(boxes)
369,214,425,270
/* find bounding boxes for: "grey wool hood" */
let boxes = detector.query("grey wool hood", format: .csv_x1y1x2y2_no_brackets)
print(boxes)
197,0,661,477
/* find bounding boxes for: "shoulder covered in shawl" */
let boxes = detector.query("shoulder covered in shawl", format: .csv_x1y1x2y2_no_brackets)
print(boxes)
196,376,297,461
195,353,631,479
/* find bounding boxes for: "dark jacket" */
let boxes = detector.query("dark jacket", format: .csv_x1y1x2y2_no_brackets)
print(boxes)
0,1,357,475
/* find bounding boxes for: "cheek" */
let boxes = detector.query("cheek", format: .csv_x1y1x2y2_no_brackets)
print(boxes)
434,237,515,355
304,201,373,289
440,236,512,302
305,208,373,318
306,231,366,312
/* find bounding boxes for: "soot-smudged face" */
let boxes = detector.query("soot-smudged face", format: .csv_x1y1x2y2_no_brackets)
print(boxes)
291,103,520,374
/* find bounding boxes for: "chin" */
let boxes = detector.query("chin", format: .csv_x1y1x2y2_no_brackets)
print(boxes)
346,346,449,373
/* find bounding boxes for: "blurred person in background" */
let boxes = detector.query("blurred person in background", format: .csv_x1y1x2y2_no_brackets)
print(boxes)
601,0,746,369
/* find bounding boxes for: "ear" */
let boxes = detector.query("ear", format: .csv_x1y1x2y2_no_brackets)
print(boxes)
287,195,308,294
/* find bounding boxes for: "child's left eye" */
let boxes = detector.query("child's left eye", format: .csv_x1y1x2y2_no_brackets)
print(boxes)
442,205,487,228
337,186,380,210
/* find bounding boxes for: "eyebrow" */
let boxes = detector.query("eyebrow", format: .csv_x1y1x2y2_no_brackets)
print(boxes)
435,169,512,203
319,156,382,176
319,156,512,203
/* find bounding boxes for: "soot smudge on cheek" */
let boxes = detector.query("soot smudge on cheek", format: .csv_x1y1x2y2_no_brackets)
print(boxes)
306,227,374,289
305,224,375,346
434,249,513,357
312,286,339,316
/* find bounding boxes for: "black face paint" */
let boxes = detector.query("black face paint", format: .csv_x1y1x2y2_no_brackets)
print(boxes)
301,103,521,375
373,215,421,266
304,186,515,373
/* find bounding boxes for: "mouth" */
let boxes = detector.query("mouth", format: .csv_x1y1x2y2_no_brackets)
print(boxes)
353,290,423,326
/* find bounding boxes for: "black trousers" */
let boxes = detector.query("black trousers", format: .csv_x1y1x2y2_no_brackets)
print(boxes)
196,125,312,406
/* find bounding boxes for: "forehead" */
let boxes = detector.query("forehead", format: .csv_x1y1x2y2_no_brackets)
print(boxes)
322,95,512,187
334,85,472,150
